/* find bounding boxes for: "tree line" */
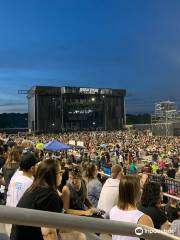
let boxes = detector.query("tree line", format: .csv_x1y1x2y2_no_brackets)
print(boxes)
0,113,151,128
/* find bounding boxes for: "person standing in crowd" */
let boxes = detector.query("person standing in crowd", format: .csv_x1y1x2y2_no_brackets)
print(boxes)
110,175,154,240
172,157,179,169
10,158,63,240
59,158,73,192
5,153,38,236
128,151,133,164
100,152,106,170
97,164,123,216
2,148,22,193
94,152,101,169
115,144,120,161
152,151,159,162
158,158,166,171
0,145,6,169
175,167,180,180
141,162,151,174
6,153,38,207
138,181,170,230
0,145,7,203
166,164,176,179
84,163,102,208
129,161,137,174
151,162,158,174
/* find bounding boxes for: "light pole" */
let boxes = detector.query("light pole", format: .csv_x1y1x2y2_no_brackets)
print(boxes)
61,94,64,132
124,98,126,126
103,95,107,131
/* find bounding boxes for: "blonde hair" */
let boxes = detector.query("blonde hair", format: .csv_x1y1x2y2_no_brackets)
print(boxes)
111,164,122,179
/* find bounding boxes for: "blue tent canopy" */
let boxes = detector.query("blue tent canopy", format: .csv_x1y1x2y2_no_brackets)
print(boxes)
44,140,72,151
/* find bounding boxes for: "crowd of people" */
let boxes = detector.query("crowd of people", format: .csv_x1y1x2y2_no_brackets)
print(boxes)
0,130,179,239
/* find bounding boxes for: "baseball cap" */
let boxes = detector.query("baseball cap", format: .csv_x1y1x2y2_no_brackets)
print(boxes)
19,153,38,171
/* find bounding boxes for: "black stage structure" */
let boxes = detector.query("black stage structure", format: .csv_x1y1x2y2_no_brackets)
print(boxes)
26,86,126,133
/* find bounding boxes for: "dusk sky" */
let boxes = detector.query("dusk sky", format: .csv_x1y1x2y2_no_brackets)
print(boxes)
0,0,180,114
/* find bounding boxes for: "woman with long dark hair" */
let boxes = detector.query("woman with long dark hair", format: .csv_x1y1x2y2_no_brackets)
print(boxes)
10,158,63,240
62,165,94,216
3,148,22,191
139,181,170,230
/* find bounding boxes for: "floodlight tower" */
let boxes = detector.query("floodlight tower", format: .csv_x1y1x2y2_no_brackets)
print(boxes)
151,100,179,136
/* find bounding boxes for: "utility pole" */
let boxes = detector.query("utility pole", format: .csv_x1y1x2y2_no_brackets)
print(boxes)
61,93,64,132
104,96,107,131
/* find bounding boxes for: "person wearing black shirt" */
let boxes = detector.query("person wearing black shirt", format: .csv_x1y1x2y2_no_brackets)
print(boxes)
166,199,180,223
10,159,63,240
62,165,94,216
166,164,176,179
0,146,6,169
61,166,93,239
0,146,6,202
59,158,73,192
138,181,169,230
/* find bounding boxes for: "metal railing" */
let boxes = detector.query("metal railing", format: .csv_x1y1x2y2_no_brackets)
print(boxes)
118,168,180,196
148,174,180,196
0,206,178,240
98,171,180,201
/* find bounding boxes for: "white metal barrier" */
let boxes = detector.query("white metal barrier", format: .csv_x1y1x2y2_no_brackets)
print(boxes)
0,206,178,240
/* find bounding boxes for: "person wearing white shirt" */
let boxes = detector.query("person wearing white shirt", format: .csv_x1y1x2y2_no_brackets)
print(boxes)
6,153,38,207
110,175,153,240
97,164,123,216
6,153,38,236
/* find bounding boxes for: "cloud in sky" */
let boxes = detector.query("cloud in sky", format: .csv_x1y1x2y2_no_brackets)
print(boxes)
0,104,27,114
0,0,180,114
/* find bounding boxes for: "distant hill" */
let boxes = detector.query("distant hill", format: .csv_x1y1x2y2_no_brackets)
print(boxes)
126,114,151,125
0,113,28,128
0,113,151,128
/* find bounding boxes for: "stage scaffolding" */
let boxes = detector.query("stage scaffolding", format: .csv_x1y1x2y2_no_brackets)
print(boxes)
151,101,180,136
22,86,126,133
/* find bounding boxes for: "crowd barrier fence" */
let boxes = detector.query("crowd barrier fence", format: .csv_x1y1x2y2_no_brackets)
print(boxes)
98,171,180,201
148,174,180,196
0,206,179,240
